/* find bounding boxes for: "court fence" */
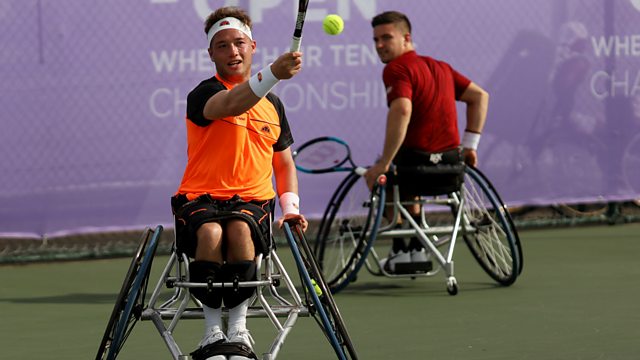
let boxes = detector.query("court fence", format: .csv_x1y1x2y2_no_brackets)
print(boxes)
1,200,639,264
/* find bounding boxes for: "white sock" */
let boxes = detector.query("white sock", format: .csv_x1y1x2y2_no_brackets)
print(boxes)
227,299,250,335
202,304,223,333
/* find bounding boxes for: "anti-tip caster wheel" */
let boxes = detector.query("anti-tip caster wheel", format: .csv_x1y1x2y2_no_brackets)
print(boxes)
446,277,458,295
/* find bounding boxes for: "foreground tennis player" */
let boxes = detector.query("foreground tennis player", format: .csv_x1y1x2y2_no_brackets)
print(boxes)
171,6,307,360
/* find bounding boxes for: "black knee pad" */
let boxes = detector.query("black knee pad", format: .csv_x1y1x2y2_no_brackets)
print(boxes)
221,261,257,308
189,261,223,308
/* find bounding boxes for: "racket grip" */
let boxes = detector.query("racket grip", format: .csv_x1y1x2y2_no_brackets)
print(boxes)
354,167,367,176
290,36,302,52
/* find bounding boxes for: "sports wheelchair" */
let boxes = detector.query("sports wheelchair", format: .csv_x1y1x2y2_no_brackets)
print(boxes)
96,219,357,359
294,137,523,295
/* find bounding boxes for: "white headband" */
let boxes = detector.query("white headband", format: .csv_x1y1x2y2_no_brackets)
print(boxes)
207,17,253,47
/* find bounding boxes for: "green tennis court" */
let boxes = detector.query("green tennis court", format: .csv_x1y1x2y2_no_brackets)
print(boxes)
2,223,638,359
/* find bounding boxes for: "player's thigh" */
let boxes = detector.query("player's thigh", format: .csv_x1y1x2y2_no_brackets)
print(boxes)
224,219,254,260
172,194,225,258
226,199,273,259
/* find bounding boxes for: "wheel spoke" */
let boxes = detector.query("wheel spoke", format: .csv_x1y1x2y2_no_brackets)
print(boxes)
462,167,520,286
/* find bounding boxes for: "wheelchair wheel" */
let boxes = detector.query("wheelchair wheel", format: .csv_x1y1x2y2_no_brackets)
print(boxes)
315,172,386,293
96,225,163,360
284,223,358,360
462,167,522,285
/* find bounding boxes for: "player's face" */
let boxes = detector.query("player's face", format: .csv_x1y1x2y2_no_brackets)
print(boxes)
373,23,410,64
209,29,256,83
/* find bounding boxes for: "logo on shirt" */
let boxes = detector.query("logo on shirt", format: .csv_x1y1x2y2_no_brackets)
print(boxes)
261,125,271,133
386,86,393,94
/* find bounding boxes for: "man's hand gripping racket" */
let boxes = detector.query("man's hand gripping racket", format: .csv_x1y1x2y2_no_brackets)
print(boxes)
290,0,310,52
270,0,308,82
278,213,308,233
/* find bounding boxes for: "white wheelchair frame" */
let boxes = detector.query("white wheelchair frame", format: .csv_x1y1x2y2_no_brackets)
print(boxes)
315,165,523,295
143,244,305,359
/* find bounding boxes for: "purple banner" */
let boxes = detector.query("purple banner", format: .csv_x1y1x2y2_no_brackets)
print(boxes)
1,0,639,238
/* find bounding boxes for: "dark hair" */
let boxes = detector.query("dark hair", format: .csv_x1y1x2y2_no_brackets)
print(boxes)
204,6,252,35
371,11,412,34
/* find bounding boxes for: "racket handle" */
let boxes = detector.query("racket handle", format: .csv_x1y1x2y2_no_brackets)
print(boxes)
354,167,367,176
290,36,302,52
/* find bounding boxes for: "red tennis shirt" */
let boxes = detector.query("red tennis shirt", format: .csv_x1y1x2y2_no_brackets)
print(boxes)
383,51,471,152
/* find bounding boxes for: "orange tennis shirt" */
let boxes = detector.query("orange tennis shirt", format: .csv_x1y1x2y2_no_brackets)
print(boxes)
176,74,293,201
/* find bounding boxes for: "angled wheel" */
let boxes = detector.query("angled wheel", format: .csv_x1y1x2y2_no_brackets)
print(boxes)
96,225,163,360
284,222,358,360
314,172,386,293
461,167,522,285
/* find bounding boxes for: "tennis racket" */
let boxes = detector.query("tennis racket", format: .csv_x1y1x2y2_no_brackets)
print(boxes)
290,0,310,52
293,136,368,175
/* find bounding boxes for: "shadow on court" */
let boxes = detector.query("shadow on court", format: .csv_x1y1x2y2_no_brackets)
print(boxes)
0,292,116,304
337,281,502,297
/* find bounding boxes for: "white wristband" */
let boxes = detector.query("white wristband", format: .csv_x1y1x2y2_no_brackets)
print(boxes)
279,192,300,215
462,131,481,150
248,64,280,98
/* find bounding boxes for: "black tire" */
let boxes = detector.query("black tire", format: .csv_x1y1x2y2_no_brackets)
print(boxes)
313,172,361,256
314,172,386,293
95,225,163,360
462,167,522,285
284,223,358,360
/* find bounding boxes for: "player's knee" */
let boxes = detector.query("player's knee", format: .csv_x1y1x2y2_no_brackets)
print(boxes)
225,219,252,240
189,260,223,308
221,261,257,308
197,222,223,242
195,223,223,254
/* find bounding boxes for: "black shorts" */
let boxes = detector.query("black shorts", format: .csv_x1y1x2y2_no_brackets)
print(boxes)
171,194,274,257
388,147,465,197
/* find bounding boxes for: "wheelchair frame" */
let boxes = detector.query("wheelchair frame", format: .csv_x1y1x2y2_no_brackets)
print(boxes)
314,165,523,295
96,222,357,360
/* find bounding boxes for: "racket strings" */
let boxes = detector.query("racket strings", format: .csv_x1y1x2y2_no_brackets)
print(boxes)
295,141,351,172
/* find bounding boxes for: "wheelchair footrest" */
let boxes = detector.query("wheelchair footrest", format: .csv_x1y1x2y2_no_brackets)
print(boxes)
393,261,433,274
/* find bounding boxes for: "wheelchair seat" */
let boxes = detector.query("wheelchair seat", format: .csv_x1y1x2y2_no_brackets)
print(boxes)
387,163,466,196
386,147,466,196
170,195,274,257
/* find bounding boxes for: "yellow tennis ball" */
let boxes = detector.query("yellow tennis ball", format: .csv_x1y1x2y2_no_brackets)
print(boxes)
311,279,323,296
323,14,344,35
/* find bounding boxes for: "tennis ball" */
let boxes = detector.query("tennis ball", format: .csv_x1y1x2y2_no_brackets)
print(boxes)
323,14,344,35
311,279,323,296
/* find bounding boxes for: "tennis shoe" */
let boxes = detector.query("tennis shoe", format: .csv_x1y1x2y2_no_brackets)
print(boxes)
380,249,411,273
227,329,255,360
198,328,227,360
410,248,431,263
199,328,228,348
